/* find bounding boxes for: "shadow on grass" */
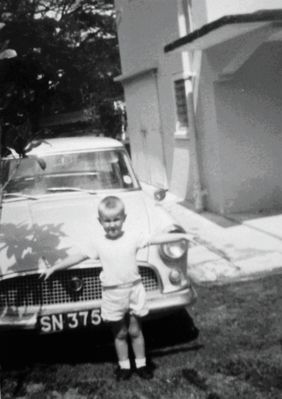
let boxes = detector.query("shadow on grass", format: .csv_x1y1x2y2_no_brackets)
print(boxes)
0,309,201,371
0,326,114,370
144,309,201,355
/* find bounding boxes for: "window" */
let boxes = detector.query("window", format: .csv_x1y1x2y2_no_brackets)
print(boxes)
3,149,139,195
174,78,189,131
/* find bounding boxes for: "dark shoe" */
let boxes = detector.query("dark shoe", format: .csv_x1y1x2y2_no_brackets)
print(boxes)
135,365,154,379
115,366,132,381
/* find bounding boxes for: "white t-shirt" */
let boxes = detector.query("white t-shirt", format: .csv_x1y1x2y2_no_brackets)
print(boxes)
82,231,151,287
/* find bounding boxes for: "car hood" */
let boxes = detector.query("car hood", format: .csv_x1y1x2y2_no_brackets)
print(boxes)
0,191,172,277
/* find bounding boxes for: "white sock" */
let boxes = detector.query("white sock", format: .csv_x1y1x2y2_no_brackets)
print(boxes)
135,357,146,369
119,359,130,369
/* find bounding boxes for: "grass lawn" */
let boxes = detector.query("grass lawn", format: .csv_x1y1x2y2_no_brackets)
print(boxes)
2,273,282,398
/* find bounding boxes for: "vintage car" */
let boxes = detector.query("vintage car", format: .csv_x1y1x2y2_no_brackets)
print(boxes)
0,136,196,334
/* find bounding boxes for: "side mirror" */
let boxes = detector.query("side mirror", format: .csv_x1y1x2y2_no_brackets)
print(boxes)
154,188,168,202
36,157,47,170
28,155,46,170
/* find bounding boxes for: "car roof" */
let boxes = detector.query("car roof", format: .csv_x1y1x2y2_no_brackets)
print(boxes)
25,136,124,156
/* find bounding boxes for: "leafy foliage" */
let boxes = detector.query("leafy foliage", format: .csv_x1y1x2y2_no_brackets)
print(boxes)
0,0,123,155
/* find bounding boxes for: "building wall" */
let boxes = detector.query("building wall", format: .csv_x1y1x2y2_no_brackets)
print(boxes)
177,3,282,213
115,0,179,75
122,71,168,187
157,49,195,199
115,0,195,196
192,52,225,212
115,0,282,214
214,41,282,213
194,37,282,214
192,0,282,30
169,138,193,199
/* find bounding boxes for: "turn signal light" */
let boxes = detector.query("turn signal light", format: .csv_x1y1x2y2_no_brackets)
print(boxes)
169,270,182,285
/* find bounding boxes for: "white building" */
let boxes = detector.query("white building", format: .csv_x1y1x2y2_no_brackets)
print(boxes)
114,0,282,215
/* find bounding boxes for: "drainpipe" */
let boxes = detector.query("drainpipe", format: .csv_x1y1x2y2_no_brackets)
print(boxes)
153,69,169,189
185,78,205,212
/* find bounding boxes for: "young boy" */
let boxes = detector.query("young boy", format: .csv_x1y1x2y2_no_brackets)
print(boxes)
41,195,192,380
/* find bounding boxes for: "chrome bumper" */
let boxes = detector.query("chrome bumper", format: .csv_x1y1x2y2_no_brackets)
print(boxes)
0,312,38,331
0,287,197,331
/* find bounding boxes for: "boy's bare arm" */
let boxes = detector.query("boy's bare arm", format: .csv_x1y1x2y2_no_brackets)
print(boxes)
149,232,195,246
40,253,89,280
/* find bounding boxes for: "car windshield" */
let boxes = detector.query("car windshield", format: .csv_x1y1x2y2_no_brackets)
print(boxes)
2,149,139,196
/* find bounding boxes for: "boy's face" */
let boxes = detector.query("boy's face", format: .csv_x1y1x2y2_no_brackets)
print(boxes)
98,207,126,239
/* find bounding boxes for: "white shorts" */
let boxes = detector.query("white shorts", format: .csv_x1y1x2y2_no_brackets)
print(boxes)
101,281,149,322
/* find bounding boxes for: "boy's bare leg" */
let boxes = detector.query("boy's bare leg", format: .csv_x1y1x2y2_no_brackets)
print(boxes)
128,314,145,360
129,315,153,378
112,317,129,362
111,316,133,380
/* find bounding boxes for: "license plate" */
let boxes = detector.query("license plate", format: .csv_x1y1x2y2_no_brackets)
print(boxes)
39,309,102,334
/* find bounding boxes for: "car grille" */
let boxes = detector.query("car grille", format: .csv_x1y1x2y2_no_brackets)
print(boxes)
0,266,159,307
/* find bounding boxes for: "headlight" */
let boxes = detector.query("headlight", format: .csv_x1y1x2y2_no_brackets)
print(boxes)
160,239,188,260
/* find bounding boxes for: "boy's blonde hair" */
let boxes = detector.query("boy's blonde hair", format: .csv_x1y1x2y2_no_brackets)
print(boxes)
98,196,125,217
